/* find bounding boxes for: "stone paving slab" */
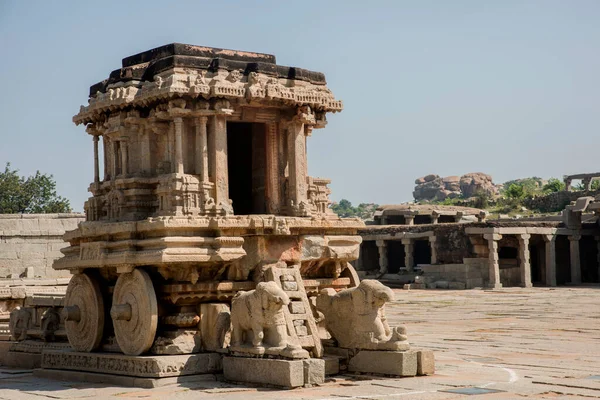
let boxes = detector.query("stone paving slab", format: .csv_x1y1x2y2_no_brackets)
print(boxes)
1,287,600,399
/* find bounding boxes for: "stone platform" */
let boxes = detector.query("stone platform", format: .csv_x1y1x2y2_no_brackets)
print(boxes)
39,350,222,381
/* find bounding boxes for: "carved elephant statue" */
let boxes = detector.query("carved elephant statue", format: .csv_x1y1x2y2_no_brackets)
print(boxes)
231,281,291,349
316,279,409,351
9,307,32,341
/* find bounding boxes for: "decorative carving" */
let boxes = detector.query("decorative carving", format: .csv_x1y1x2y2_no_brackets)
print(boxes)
9,307,31,341
41,308,61,342
111,269,158,356
316,280,409,351
231,282,308,359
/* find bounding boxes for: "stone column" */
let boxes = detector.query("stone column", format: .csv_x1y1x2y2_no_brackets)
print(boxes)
380,216,387,225
120,139,128,176
542,234,557,287
195,117,209,182
404,215,415,226
431,211,439,224
569,234,582,284
140,126,151,174
429,235,437,265
564,178,572,191
376,240,388,274
483,233,502,289
517,234,532,288
173,117,184,175
265,122,280,214
208,115,229,209
287,121,308,214
583,177,592,191
111,141,118,178
93,135,100,183
103,136,110,180
402,238,414,272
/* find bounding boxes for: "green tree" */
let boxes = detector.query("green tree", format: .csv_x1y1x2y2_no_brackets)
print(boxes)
542,178,565,193
330,199,378,220
505,183,525,199
0,163,71,213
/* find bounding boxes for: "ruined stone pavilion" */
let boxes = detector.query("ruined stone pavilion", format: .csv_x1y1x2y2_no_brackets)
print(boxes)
24,43,434,387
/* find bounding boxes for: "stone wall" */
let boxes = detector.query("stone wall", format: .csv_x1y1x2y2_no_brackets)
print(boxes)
524,189,600,213
0,214,85,279
420,258,488,289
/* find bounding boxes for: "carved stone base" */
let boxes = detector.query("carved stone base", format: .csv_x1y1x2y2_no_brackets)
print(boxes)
223,356,324,388
229,344,309,359
3,341,72,369
40,350,222,378
34,368,219,389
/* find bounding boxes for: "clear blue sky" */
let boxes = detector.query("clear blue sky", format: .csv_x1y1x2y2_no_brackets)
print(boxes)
1,1,599,211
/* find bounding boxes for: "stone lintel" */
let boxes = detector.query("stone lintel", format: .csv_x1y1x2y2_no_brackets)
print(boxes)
483,233,502,241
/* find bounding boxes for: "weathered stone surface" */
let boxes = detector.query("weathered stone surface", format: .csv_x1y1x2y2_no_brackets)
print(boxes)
323,356,340,375
417,349,435,375
348,350,418,376
413,172,498,201
41,350,222,378
317,280,409,351
223,357,304,388
199,303,231,352
302,358,325,385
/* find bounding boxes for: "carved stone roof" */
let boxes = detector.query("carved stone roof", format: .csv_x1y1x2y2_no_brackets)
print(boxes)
74,43,342,125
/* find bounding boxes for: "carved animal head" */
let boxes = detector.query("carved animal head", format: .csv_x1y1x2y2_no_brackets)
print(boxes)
256,281,290,311
355,280,395,311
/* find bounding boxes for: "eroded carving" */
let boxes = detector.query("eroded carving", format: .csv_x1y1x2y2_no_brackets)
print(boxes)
316,279,409,351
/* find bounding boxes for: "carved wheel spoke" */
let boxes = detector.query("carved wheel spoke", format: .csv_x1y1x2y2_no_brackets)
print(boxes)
64,272,105,352
112,268,158,356
340,262,360,288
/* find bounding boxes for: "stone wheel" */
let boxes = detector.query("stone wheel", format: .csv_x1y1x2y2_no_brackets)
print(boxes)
111,268,158,356
63,271,105,352
340,262,360,288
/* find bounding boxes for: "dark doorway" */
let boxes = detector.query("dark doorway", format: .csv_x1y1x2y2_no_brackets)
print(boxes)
438,215,456,223
414,239,432,266
227,122,267,215
529,236,546,285
387,215,405,225
555,236,571,285
580,236,599,283
387,241,405,273
414,215,431,225
359,241,380,272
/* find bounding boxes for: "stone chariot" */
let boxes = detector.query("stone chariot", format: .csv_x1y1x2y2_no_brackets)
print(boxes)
56,44,364,358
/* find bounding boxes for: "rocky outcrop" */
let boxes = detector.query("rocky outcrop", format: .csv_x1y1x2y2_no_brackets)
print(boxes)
413,173,498,202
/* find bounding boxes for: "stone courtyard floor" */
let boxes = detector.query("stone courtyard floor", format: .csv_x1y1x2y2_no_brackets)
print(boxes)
1,287,600,399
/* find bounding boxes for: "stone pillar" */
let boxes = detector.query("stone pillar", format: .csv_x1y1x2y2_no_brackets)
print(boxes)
376,240,388,274
569,234,582,284
265,122,280,214
584,177,593,191
483,233,502,289
287,121,307,214
140,127,151,174
120,139,128,176
517,234,532,288
173,117,184,175
380,216,387,225
564,178,572,191
404,215,415,226
455,212,464,223
208,115,229,209
92,135,99,183
429,235,437,265
103,136,110,180
195,117,209,181
431,211,439,224
401,238,414,272
542,234,557,287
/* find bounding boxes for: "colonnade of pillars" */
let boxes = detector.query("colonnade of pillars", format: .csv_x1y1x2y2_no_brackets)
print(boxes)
375,237,437,274
483,233,600,288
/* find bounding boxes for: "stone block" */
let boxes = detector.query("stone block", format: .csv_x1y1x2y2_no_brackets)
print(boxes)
348,350,417,376
223,357,304,388
289,301,305,314
3,350,42,369
417,350,435,375
303,358,325,385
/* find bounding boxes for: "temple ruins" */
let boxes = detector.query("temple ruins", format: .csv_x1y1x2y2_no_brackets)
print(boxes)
4,43,434,388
